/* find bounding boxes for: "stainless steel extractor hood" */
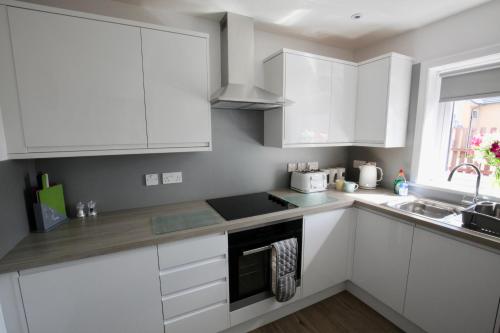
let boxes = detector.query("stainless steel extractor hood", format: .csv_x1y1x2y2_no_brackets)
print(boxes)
211,13,285,111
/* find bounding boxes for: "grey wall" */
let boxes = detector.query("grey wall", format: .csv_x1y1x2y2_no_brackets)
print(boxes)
0,160,34,258
35,110,348,214
347,64,420,189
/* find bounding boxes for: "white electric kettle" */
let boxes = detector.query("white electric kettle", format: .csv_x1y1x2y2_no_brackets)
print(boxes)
358,164,383,189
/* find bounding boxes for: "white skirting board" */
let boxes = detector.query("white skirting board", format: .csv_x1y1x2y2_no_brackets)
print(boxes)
222,281,426,333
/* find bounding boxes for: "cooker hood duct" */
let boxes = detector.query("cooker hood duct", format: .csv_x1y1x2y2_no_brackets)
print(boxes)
211,13,285,111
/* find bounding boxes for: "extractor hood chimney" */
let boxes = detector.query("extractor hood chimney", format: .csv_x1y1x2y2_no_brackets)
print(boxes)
210,13,285,110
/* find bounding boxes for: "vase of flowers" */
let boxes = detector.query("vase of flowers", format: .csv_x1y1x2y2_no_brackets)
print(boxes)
471,134,500,187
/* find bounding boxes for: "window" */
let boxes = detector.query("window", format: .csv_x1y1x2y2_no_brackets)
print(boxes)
443,98,500,195
412,49,500,199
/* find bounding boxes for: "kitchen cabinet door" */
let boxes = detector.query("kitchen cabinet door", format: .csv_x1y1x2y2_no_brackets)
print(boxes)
352,208,414,313
329,63,357,143
8,7,147,152
0,272,28,333
354,57,390,145
284,53,331,144
0,5,24,157
302,209,356,297
141,28,211,149
19,247,163,333
354,53,412,147
404,227,500,333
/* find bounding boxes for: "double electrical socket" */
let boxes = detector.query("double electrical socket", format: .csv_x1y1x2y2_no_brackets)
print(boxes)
287,161,319,172
145,172,183,186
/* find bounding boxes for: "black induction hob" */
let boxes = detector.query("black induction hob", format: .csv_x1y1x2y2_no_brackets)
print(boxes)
206,192,297,221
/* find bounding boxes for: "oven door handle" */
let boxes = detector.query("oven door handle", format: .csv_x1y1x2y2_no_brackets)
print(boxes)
242,245,272,256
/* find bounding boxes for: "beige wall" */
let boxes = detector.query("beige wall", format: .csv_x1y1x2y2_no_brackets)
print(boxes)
354,0,500,62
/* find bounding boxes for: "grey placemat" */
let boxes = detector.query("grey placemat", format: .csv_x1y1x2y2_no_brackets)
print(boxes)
152,209,222,235
281,192,338,207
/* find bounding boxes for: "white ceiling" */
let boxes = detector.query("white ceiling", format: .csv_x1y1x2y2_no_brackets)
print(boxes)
115,0,491,49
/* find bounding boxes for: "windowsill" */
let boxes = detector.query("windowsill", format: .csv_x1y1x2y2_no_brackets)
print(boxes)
414,179,500,202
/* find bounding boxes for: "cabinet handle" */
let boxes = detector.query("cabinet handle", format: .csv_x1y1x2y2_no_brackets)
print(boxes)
243,245,272,256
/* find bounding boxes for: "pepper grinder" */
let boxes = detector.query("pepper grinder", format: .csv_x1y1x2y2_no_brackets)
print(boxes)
76,202,86,218
87,200,97,217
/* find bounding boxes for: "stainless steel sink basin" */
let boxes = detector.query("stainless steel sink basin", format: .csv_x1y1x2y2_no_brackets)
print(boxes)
385,198,463,221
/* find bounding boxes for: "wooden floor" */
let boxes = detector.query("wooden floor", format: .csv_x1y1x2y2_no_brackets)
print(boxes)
250,291,402,333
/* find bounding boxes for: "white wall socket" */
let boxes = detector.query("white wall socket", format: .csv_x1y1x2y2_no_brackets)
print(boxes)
353,160,366,168
307,161,319,170
297,162,307,171
287,163,297,172
145,173,159,186
162,172,182,184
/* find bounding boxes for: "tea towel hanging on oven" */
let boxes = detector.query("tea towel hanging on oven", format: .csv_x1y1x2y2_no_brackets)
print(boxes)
271,238,298,302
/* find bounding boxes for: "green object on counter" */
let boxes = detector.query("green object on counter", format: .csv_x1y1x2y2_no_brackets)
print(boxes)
393,169,408,195
37,173,67,216
281,192,338,207
34,173,68,232
152,209,222,235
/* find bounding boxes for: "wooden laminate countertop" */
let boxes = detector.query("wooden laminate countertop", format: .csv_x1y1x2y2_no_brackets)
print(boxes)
1,188,499,274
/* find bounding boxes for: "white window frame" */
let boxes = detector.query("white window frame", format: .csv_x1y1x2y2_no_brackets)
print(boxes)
411,43,500,199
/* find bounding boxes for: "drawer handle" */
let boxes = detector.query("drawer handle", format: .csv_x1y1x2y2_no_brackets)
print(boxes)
243,245,271,256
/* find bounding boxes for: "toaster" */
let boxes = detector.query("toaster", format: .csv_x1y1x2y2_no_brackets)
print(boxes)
290,171,328,193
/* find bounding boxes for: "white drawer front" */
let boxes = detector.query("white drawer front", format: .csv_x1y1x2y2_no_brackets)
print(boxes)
163,280,227,320
164,302,229,333
158,233,226,270
160,258,227,295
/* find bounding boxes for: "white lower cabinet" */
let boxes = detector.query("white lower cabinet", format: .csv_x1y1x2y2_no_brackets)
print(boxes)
158,233,229,333
18,246,164,333
404,227,500,333
302,209,356,297
352,208,414,313
0,272,28,333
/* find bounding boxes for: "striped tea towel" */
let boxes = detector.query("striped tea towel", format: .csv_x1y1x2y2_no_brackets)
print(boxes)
271,238,298,302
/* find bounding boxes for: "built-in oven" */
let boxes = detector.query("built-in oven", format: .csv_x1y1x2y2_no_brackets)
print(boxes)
228,217,303,311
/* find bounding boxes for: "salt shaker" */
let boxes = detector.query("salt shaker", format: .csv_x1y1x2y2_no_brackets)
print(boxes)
76,202,86,218
87,200,97,217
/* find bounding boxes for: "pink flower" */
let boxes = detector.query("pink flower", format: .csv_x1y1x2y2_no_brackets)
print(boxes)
491,141,500,158
470,135,482,147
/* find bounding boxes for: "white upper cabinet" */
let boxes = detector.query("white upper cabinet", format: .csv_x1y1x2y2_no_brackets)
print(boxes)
141,28,211,149
302,209,356,298
352,208,414,313
330,62,357,143
404,227,500,333
354,53,412,147
0,5,23,159
19,247,164,333
0,4,211,159
282,53,332,144
8,7,147,152
263,50,411,148
263,49,358,147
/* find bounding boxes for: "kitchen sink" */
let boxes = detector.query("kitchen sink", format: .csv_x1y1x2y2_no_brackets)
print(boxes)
384,198,464,221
